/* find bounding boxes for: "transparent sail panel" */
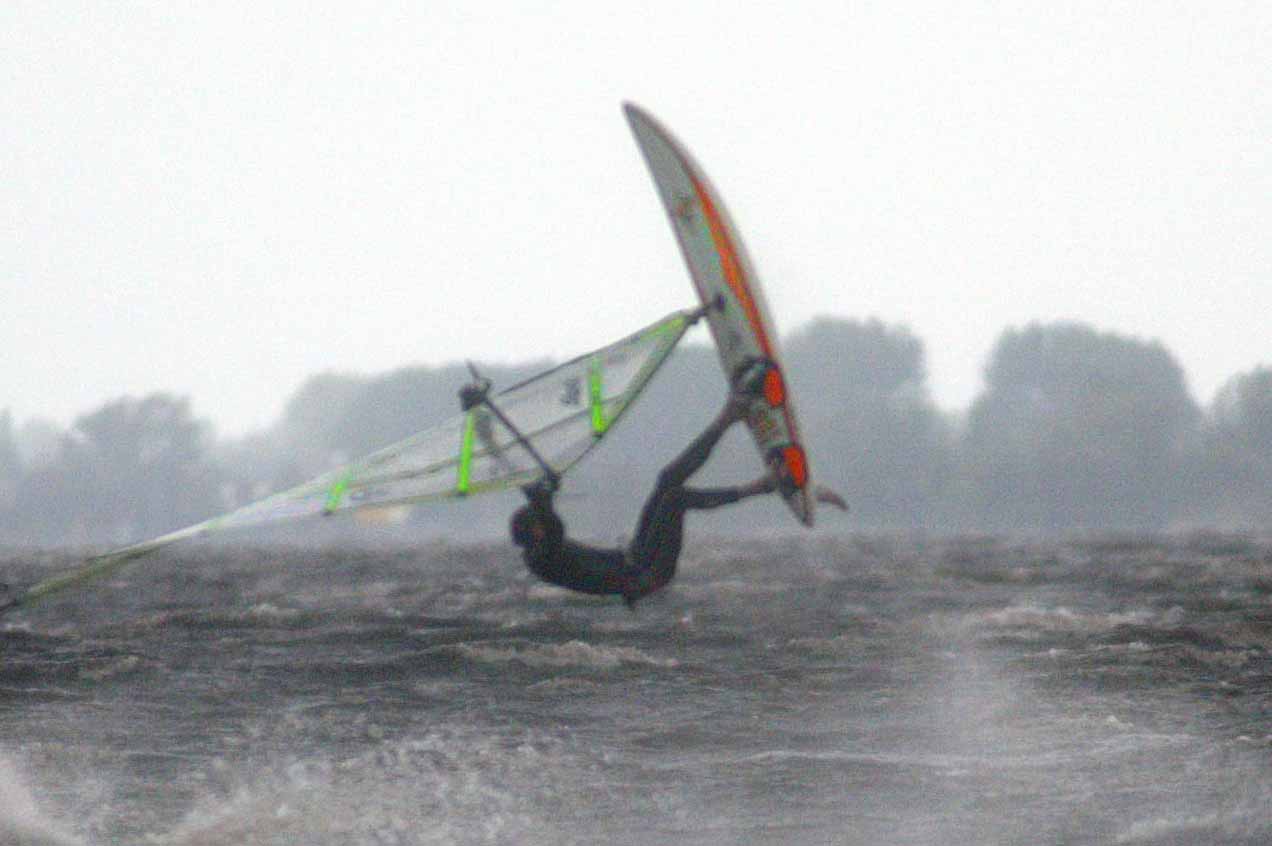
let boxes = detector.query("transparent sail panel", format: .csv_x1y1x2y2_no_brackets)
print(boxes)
4,310,695,613
210,311,691,532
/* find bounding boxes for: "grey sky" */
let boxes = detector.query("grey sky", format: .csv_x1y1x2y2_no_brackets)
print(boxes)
5,2,1269,436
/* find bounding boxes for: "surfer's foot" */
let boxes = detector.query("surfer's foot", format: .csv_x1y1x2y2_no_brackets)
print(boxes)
722,358,773,423
814,485,849,512
721,390,752,424
620,564,654,610
732,357,771,397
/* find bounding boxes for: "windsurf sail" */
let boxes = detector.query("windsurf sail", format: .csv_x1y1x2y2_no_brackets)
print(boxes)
0,308,699,616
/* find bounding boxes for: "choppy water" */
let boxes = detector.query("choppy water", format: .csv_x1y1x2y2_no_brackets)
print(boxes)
2,533,1271,845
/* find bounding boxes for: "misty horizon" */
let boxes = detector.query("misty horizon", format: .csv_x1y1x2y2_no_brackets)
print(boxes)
9,4,1268,487
7,311,1265,442
4,312,1271,546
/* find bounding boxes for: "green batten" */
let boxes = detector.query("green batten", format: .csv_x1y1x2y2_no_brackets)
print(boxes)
589,356,609,435
644,313,684,340
323,474,351,514
456,410,477,494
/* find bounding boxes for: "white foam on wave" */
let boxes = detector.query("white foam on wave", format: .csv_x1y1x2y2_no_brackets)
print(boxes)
241,603,304,624
79,654,142,682
0,619,35,636
676,579,786,601
160,782,318,846
524,583,577,602
119,603,306,632
488,608,557,630
440,639,679,670
527,677,603,694
708,746,1053,781
1113,807,1272,845
1116,812,1225,844
158,728,601,846
972,604,1156,634
0,758,84,846
786,634,860,655
410,680,468,700
1110,731,1272,844
591,615,653,634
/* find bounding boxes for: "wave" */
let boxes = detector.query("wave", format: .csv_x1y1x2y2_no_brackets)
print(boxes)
786,633,866,656
78,654,143,683
970,604,1158,635
433,639,679,670
676,579,789,601
104,603,316,635
0,759,84,846
156,728,599,846
1116,809,1272,845
527,677,604,694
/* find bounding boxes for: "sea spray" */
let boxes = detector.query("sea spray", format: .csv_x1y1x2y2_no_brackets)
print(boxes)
0,758,83,846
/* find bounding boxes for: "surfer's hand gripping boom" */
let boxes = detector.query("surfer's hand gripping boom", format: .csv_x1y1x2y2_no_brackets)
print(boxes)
459,362,562,491
521,476,557,506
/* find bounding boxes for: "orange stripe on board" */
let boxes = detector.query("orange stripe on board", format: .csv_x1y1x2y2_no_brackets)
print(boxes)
763,367,786,408
689,175,774,356
689,169,806,460
783,444,809,489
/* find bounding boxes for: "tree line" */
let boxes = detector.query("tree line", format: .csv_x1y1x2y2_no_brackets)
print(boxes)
3,317,1271,547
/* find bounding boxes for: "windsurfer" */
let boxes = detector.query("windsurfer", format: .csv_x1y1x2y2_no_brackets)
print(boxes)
509,369,847,607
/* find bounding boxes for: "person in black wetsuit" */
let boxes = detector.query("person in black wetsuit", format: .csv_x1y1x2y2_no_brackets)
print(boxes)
509,377,847,607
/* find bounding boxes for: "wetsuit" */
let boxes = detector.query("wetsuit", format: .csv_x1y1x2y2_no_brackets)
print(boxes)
511,403,756,605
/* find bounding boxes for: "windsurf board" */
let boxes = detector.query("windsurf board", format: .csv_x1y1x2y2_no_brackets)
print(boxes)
624,102,815,526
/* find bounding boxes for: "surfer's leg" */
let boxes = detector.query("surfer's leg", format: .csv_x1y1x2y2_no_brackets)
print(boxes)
624,451,724,605
621,475,774,606
680,473,777,510
623,500,686,606
620,385,763,607
655,412,730,489
655,390,750,490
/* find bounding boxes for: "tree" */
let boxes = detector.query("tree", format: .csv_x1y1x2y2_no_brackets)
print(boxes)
13,394,223,544
784,317,952,528
1203,366,1272,524
0,411,19,521
962,322,1200,531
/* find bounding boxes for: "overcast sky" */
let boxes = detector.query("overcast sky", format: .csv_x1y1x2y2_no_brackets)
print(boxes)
5,2,1269,436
